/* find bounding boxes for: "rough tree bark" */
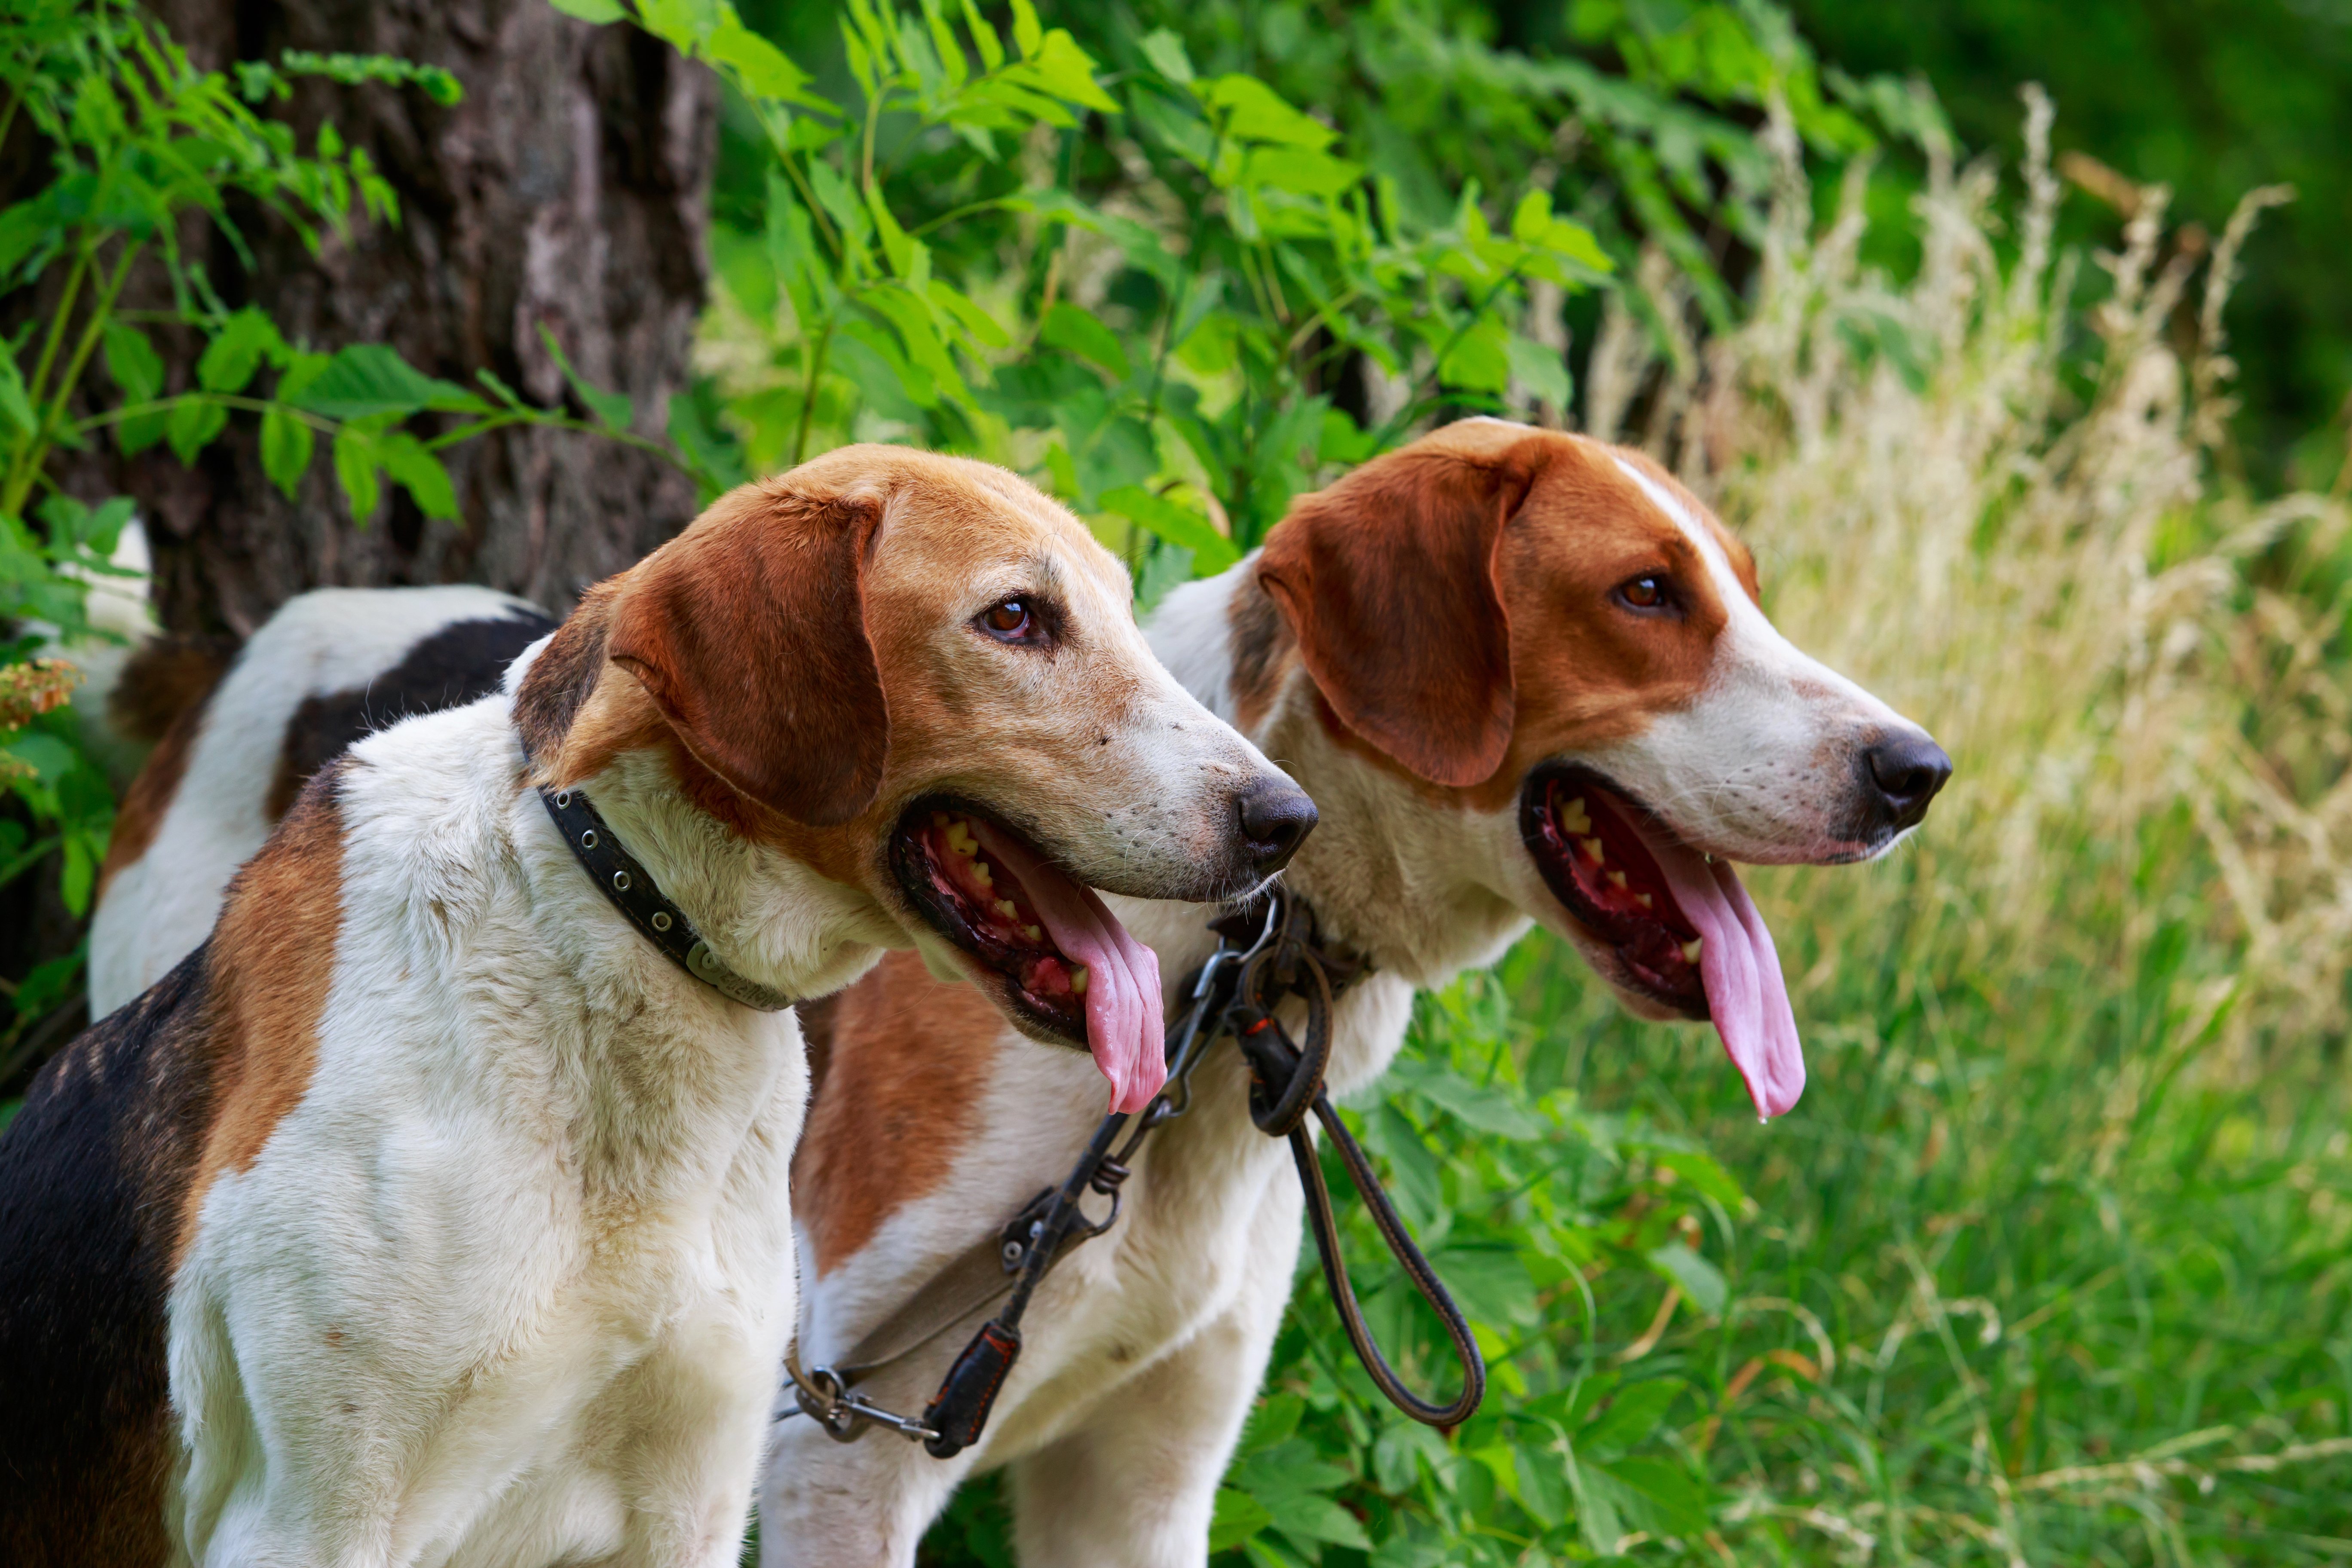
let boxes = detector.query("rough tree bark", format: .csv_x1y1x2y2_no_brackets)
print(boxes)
120,0,717,632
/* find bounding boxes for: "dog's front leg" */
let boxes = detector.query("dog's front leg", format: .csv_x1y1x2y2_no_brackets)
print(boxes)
759,1411,972,1568
1004,1188,1298,1568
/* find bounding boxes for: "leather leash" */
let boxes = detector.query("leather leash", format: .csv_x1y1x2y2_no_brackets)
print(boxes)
782,887,1485,1456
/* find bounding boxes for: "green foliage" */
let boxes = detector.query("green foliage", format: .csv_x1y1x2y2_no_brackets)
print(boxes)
0,0,710,1020
665,0,1620,570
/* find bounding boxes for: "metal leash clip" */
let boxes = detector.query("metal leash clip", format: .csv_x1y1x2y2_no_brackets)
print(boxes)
788,1357,940,1444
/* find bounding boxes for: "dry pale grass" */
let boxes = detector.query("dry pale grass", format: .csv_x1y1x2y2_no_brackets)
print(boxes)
1583,86,2352,1086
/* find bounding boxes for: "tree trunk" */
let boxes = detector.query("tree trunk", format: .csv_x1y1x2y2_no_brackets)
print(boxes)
123,0,717,633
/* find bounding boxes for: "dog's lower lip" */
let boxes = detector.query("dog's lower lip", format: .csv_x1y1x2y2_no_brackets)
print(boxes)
891,801,1087,1040
1519,765,1707,1016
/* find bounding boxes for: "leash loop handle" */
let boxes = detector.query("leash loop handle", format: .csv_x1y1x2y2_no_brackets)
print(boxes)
1293,1095,1486,1428
1237,989,1487,1430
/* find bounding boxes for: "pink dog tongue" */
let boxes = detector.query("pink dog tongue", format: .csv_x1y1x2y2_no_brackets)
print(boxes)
1627,819,1806,1119
968,823,1166,1115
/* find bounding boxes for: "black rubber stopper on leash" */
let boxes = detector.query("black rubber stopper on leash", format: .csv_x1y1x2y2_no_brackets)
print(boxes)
921,1319,1023,1458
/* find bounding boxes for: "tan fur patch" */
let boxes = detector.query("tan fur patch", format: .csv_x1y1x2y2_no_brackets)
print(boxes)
178,765,347,1254
106,633,239,745
793,951,1008,1276
96,689,207,901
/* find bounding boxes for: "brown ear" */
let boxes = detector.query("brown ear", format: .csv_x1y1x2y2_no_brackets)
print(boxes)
1256,439,1541,788
606,486,888,827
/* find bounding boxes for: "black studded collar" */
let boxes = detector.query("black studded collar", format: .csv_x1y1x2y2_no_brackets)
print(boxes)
536,781,795,1012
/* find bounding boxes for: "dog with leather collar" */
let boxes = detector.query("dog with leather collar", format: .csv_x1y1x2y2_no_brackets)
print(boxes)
1,445,1314,1566
763,421,1949,1567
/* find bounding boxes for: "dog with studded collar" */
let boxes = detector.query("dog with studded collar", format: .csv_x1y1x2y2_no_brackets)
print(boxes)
0,445,1314,1567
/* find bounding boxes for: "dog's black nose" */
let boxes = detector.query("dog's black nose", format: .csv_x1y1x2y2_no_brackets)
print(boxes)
1862,734,1952,830
1237,780,1318,872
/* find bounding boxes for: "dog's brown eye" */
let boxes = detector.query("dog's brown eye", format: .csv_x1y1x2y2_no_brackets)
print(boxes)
1617,576,1669,612
980,599,1035,641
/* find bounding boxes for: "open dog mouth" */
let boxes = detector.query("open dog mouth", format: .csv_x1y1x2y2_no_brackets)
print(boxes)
890,801,1165,1114
1520,764,1806,1119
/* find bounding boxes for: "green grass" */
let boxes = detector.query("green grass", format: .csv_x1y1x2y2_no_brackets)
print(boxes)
921,851,2352,1566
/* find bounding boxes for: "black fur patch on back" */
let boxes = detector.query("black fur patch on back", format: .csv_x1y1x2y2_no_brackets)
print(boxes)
0,949,218,1566
265,609,556,820
513,583,617,769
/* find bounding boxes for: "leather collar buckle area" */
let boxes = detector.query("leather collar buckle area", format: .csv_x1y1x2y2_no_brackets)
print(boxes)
537,784,793,1013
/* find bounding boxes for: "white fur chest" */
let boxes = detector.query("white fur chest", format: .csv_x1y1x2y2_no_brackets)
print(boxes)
166,701,810,1568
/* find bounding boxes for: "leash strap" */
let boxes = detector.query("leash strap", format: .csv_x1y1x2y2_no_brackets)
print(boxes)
784,888,1485,1453
533,779,793,1012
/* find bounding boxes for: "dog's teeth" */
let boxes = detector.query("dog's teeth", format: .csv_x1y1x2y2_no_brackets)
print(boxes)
1607,870,1628,890
1681,937,1702,964
1561,796,1592,834
1635,892,1654,909
1070,966,1088,995
1023,924,1041,942
995,899,1017,919
973,861,992,887
1580,837,1605,864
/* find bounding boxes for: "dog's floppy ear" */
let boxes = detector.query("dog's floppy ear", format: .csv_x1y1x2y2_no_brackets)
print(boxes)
608,485,888,827
1256,439,1542,788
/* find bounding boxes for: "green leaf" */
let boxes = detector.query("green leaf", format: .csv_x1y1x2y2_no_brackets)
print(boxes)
1505,334,1572,410
1097,485,1239,573
1208,1487,1273,1554
1008,0,1041,57
1437,318,1512,394
1271,1494,1371,1551
333,423,382,521
1038,302,1130,379
260,408,315,499
1646,1242,1727,1315
1582,1378,1684,1459
1138,28,1193,86
0,355,34,435
2,733,77,785
379,432,459,520
1599,1455,1711,1538
636,0,717,47
1027,31,1120,114
1243,145,1363,198
1200,76,1334,148
708,18,827,107
956,0,1003,70
165,396,230,464
1648,1147,1746,1208
1562,1441,1625,1558
102,321,164,404
294,344,478,420
1237,1393,1305,1455
1391,1060,1547,1139
1515,1443,1571,1528
1372,1419,1452,1494
545,0,626,21
535,324,635,430
197,307,284,394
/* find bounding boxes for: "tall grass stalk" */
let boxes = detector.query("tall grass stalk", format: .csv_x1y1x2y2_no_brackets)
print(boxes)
1538,85,2352,1562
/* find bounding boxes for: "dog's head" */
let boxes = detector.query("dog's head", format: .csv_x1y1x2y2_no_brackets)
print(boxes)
526,446,1314,1112
1249,419,1948,1118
